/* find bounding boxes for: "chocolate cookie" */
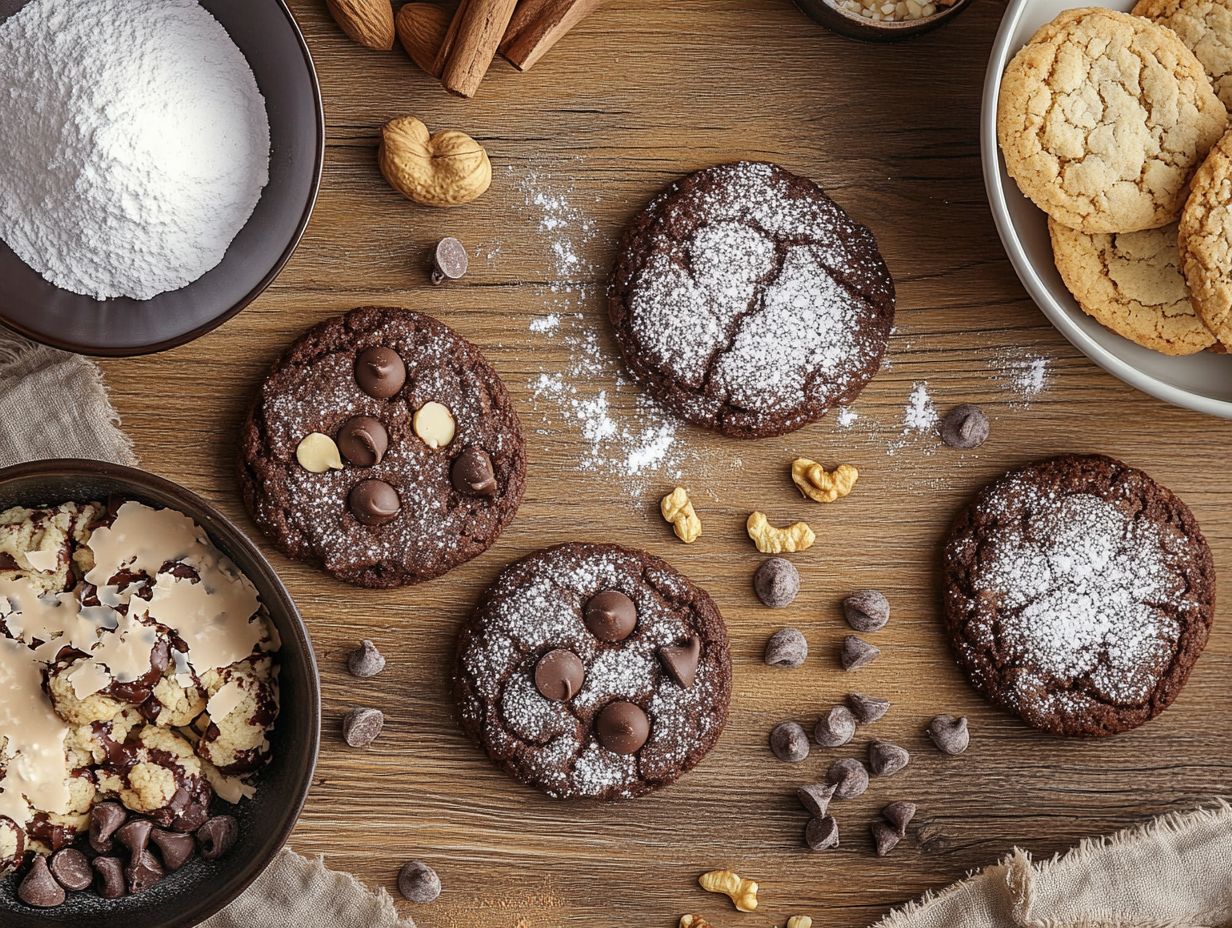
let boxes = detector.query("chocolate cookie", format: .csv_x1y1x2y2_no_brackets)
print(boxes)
942,455,1214,737
455,543,731,799
609,161,895,439
239,308,526,588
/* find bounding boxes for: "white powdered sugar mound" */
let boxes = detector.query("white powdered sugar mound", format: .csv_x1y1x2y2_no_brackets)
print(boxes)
0,0,270,301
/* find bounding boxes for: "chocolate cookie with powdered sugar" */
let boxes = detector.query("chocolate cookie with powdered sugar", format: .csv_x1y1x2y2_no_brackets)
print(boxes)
609,161,895,439
455,543,731,799
942,455,1214,737
239,307,526,588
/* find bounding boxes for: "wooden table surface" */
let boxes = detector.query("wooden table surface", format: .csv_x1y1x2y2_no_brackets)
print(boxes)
98,1,1232,925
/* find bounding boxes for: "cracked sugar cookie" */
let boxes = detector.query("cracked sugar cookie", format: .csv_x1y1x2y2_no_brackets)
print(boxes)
998,8,1226,233
1134,0,1232,109
455,543,731,799
608,161,895,439
1180,129,1232,346
942,455,1214,737
1048,217,1215,354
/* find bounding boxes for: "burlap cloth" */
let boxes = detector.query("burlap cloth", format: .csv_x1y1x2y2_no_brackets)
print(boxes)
3,332,1229,928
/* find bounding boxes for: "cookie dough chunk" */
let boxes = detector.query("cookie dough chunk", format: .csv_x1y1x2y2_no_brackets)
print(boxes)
942,455,1214,737
455,543,732,799
609,161,895,439
1049,218,1215,353
239,307,527,587
196,656,279,775
998,8,1226,233
97,727,212,831
1180,129,1232,345
0,502,99,596
0,816,24,875
1134,0,1232,108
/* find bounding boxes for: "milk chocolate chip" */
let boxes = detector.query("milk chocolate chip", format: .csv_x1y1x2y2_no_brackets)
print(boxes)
805,815,840,851
398,859,442,903
596,701,650,754
49,848,92,891
337,415,389,467
796,782,837,818
125,849,165,894
451,447,498,497
196,815,239,861
584,590,637,642
349,479,401,526
150,828,196,871
764,627,808,668
116,819,153,862
430,236,469,285
872,820,902,857
18,855,65,907
840,635,880,670
927,714,970,755
848,693,891,725
868,739,910,777
815,705,857,747
940,403,989,450
89,800,127,853
343,706,385,747
658,636,700,688
770,721,810,763
355,346,406,399
92,856,126,899
534,649,585,701
347,639,387,678
882,801,917,837
843,589,890,632
826,758,869,799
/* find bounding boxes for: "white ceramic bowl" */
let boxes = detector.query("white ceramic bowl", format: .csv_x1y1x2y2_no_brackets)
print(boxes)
982,0,1232,417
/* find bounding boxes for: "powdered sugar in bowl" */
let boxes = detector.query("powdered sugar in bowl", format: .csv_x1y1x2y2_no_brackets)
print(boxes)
0,0,323,356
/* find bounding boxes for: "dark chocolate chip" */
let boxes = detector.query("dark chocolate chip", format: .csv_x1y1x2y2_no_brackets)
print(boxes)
343,706,385,747
796,782,837,818
196,815,239,861
533,649,585,701
171,795,210,834
150,828,196,871
840,635,880,670
397,859,442,903
882,801,917,837
927,714,970,755
450,447,498,497
842,589,890,632
347,639,387,678
125,849,165,895
872,820,902,857
940,404,989,450
430,237,469,285
92,856,127,899
658,636,700,688
19,856,66,907
49,848,92,891
348,479,401,526
89,801,127,853
115,818,154,862
595,701,650,755
764,627,808,668
337,415,389,467
753,557,799,608
826,758,869,799
355,346,407,399
804,814,840,851
770,721,810,763
847,693,890,725
868,739,910,777
584,590,637,642
815,705,857,747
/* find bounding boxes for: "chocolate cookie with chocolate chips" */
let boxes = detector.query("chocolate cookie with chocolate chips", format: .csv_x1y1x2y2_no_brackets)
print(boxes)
609,161,895,439
239,308,526,587
942,454,1214,737
455,543,732,800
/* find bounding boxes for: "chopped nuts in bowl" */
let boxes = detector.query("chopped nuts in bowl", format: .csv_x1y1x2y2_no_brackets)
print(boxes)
794,0,974,40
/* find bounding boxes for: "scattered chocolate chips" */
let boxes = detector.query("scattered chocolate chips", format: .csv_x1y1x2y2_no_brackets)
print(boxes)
847,693,890,725
658,636,701,688
89,801,127,853
397,859,442,903
430,236,469,285
196,815,239,862
450,447,498,497
150,827,196,871
125,849,165,894
927,714,970,755
348,478,401,526
49,847,92,891
584,590,637,642
815,705,857,747
842,589,890,632
347,639,387,678
770,721,811,763
534,649,585,701
796,782,837,818
940,403,989,450
764,627,808,668
343,706,385,747
871,820,902,857
826,758,869,799
595,701,650,754
805,814,840,851
840,635,880,670
92,856,127,899
753,557,800,607
19,855,65,908
882,801,917,837
868,739,910,777
337,415,389,467
115,818,153,861
355,346,407,399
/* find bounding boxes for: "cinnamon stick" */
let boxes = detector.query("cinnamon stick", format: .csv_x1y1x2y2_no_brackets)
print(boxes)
438,0,519,98
500,0,606,71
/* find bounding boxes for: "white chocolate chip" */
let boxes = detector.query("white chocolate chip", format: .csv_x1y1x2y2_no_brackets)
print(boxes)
295,432,344,473
413,402,456,449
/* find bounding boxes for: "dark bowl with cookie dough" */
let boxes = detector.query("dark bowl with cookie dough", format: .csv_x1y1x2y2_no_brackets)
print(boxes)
0,460,320,928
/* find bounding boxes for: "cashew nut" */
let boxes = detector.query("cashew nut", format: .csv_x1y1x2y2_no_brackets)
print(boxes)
378,116,492,207
661,486,701,544
699,869,758,912
746,512,814,554
791,458,858,503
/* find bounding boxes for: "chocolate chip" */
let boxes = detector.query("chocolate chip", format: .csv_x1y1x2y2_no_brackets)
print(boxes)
343,706,385,747
871,820,902,857
150,828,196,871
847,693,890,725
814,705,857,747
450,447,498,497
764,627,808,668
397,859,442,903
658,636,700,688
595,701,650,755
868,739,910,777
171,795,209,834
753,557,799,607
196,815,239,861
826,758,869,799
19,856,66,907
92,856,126,899
534,649,585,701
770,721,810,763
49,848,92,891
842,589,890,632
796,782,837,818
125,849,165,894
882,801,917,837
584,590,637,642
116,818,153,862
348,479,401,526
347,639,386,678
840,635,880,670
355,346,407,399
927,714,970,755
337,415,389,467
804,814,840,851
430,236,469,285
89,800,127,853
940,403,989,450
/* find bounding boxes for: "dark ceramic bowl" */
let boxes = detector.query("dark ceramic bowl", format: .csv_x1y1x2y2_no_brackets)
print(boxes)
794,0,975,40
0,460,320,928
0,0,324,357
